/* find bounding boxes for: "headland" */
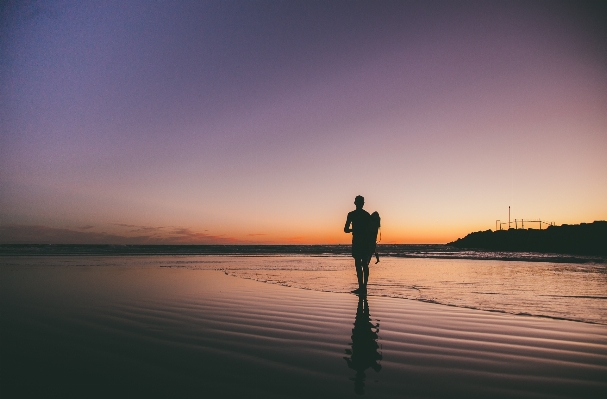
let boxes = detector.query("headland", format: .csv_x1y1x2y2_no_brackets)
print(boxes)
448,220,607,256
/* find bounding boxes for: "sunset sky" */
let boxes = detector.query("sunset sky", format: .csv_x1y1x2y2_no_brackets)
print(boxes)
1,1,606,244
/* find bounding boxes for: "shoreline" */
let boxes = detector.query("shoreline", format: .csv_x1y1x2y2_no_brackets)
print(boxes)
3,254,606,326
2,265,606,398
227,271,607,327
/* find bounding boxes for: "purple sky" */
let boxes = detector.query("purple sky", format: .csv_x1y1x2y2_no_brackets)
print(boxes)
1,1,606,244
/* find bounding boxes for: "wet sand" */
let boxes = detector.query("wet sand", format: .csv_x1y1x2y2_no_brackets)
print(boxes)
1,263,606,398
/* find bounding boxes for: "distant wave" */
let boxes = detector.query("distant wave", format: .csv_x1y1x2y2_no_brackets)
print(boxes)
1,244,605,264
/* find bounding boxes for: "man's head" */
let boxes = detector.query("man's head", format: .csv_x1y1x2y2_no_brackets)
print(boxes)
354,195,364,209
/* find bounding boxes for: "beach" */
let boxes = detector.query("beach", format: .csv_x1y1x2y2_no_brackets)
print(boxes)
4,1,607,397
1,257,606,398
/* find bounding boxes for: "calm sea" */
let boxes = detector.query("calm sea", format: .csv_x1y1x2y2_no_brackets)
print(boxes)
2,244,606,325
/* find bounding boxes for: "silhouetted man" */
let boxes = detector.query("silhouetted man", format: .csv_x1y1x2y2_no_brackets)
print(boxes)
344,195,372,294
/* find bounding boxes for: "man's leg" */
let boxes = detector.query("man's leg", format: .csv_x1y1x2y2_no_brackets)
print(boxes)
362,257,370,287
355,257,364,288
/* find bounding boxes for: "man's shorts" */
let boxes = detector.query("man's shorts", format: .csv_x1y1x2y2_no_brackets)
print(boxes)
352,238,372,259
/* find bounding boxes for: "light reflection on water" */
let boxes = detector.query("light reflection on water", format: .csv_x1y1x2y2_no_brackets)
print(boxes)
3,255,606,325
202,256,607,325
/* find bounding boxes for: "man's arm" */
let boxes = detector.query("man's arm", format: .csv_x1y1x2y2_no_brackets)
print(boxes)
344,213,352,233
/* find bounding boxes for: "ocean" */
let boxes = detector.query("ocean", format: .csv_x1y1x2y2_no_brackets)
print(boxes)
2,244,605,325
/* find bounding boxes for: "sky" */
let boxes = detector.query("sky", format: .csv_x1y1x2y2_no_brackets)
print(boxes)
1,0,606,244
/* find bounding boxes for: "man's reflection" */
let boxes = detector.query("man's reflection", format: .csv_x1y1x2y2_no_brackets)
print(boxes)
344,296,382,394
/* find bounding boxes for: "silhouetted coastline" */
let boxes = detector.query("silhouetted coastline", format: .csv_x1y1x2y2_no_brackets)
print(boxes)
448,221,607,256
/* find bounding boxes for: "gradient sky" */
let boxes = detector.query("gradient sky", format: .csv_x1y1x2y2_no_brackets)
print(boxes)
1,0,606,244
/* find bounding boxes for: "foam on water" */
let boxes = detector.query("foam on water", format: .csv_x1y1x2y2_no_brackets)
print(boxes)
214,256,607,325
3,254,606,325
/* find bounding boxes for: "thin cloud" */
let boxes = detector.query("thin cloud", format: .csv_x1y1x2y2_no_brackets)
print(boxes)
112,223,167,234
0,225,241,245
165,227,240,244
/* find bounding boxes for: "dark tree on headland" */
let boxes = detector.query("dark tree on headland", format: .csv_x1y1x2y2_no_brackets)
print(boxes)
448,221,607,256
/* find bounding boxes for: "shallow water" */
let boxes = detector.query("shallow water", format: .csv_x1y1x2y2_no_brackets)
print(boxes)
2,257,607,398
197,256,607,325
3,255,606,324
